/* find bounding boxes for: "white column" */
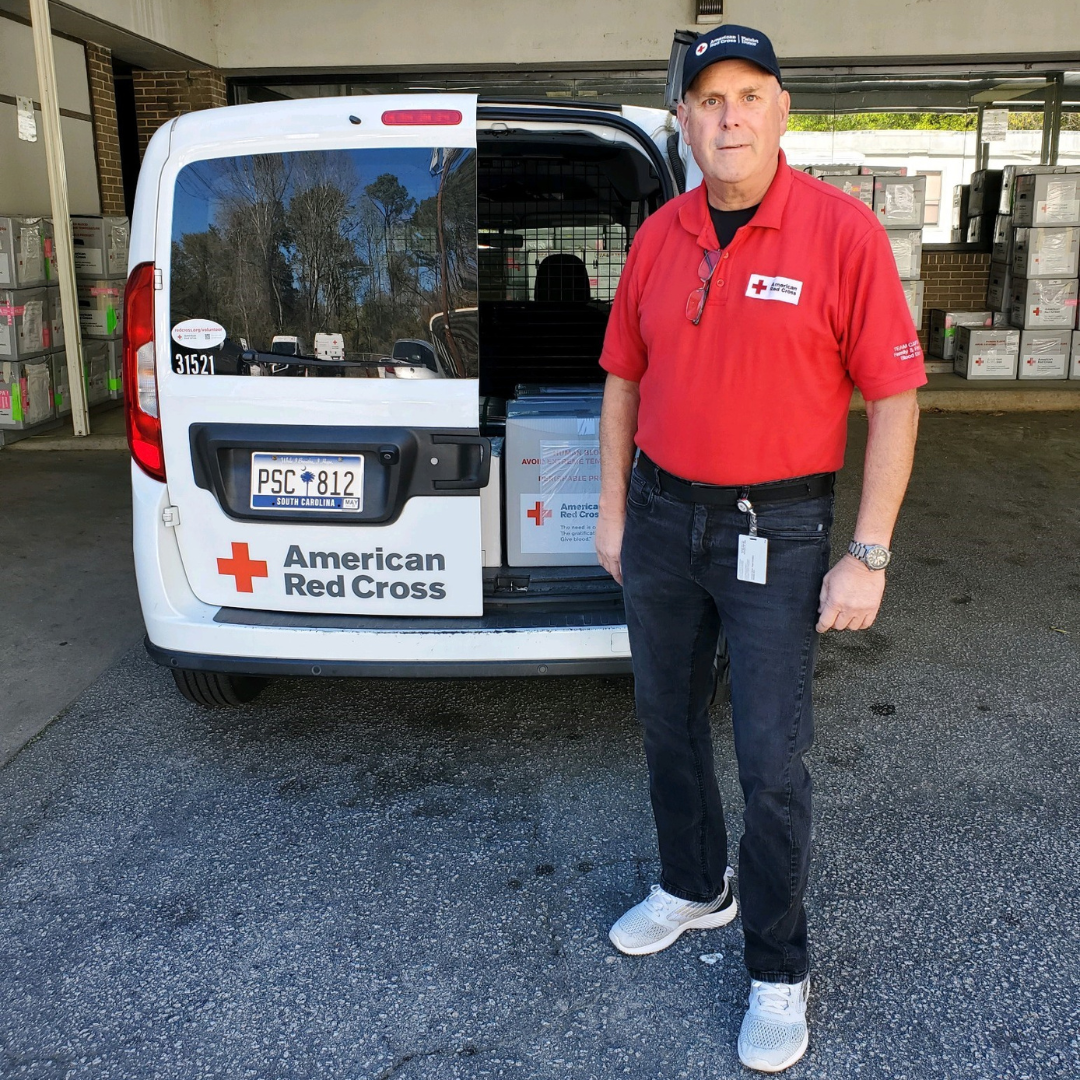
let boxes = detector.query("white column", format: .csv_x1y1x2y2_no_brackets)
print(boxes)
29,0,90,437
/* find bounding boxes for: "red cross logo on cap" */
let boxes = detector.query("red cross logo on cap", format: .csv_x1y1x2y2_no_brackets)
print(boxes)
527,501,553,526
217,542,268,592
752,278,769,295
695,42,709,56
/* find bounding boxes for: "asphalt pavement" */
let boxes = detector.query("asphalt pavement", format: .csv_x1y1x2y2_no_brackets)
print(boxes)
1,412,1078,1080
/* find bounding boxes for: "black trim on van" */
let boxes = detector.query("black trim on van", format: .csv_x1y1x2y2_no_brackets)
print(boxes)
189,423,489,525
145,639,632,679
213,604,625,630
477,106,676,201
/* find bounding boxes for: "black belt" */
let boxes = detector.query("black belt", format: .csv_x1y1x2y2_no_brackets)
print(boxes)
637,453,834,506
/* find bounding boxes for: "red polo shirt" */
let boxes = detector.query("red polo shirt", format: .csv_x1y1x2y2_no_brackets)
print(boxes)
599,150,926,485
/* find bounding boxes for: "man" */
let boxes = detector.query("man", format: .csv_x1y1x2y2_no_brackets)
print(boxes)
594,24,924,1074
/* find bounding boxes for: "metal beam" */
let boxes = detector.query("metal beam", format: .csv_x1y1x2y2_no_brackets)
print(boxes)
1041,72,1064,164
28,0,89,437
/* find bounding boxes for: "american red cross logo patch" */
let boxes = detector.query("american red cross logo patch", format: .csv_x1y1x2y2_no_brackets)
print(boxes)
745,274,803,305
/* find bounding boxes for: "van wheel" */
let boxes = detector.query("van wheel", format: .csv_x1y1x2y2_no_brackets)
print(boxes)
171,669,268,707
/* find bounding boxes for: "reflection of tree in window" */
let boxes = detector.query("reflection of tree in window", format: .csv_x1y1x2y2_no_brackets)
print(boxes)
171,148,478,372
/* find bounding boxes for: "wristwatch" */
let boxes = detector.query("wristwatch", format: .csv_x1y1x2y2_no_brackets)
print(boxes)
848,540,892,571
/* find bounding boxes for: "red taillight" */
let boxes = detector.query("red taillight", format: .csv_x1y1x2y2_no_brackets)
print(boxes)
381,109,463,126
123,262,165,481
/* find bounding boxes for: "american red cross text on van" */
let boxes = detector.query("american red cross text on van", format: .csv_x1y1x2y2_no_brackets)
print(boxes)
283,546,446,572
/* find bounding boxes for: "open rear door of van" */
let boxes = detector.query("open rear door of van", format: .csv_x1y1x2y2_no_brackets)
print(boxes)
154,96,486,617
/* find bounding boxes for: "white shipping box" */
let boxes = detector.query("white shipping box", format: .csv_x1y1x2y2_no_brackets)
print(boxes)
48,351,71,416
987,263,1012,311
77,278,125,338
1012,173,1080,227
71,216,130,278
1008,277,1079,330
1011,227,1080,278
954,327,1020,380
82,340,118,405
45,286,64,350
1071,331,1080,379
873,175,927,228
820,175,874,207
887,229,923,280
0,217,50,288
1018,330,1070,380
902,279,924,329
927,310,994,360
0,287,49,360
505,395,602,567
480,437,503,567
0,358,53,428
1000,165,1064,215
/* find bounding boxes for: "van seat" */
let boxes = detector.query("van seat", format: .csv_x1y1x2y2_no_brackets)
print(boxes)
479,254,609,398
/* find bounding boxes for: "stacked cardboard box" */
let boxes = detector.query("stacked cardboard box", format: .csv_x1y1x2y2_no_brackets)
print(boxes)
926,310,999,374
965,170,1003,246
986,169,1080,380
82,339,121,406
0,357,53,429
1071,331,1080,380
505,391,602,567
872,176,927,331
0,217,59,429
72,216,129,400
954,326,1020,380
951,184,970,243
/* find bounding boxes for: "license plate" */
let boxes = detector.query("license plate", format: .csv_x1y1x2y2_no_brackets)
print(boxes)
250,453,363,512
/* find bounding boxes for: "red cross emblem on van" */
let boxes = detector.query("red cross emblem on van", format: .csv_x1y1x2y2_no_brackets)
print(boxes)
217,542,269,592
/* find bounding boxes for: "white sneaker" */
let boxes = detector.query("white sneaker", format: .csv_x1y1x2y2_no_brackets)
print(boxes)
608,867,736,956
737,976,810,1073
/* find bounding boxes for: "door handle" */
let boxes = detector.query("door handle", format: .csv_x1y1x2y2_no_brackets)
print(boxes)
431,434,491,490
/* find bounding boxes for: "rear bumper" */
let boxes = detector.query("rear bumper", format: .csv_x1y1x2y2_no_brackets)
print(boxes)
133,463,632,674
145,639,632,678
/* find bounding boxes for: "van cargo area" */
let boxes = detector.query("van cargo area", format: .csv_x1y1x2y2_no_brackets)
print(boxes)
473,123,665,610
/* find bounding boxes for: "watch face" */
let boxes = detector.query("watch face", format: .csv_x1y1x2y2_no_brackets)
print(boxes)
866,546,890,570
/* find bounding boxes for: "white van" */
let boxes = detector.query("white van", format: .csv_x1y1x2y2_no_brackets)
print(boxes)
125,93,699,705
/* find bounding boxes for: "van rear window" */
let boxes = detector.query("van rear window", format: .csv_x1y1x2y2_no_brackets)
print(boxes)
169,147,477,378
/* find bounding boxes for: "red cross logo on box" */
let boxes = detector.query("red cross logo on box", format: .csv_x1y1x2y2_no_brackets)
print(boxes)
527,501,553,526
217,542,268,592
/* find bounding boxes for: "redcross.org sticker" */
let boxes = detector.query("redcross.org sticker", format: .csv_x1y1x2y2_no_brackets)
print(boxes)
745,274,803,305
172,318,227,349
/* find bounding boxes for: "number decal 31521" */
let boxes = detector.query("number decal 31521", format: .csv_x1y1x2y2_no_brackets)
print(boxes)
173,352,216,375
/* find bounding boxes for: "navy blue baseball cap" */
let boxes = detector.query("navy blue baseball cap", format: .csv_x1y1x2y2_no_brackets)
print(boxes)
681,24,783,99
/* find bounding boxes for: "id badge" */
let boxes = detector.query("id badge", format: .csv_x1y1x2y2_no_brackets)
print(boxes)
737,534,768,585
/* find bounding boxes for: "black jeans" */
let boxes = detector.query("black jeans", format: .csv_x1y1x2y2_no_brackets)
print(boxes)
621,462,834,984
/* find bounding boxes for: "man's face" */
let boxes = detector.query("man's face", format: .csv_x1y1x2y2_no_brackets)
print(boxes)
677,58,791,190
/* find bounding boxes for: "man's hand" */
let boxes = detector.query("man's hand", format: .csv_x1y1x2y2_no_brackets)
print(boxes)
595,506,626,585
816,555,886,633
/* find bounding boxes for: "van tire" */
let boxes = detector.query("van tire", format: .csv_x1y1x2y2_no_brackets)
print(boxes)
171,669,269,707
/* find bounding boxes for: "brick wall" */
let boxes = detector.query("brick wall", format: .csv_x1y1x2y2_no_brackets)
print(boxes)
133,70,228,156
918,250,993,348
85,43,125,216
